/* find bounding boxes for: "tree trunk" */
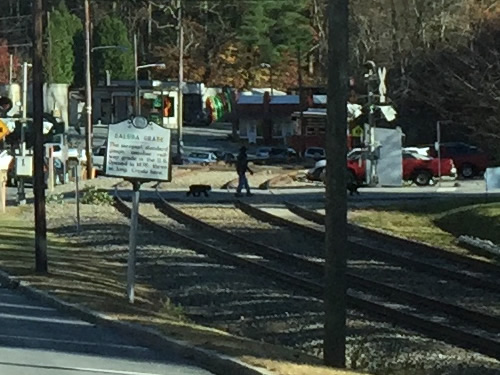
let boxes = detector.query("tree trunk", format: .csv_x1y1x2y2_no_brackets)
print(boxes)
324,0,349,368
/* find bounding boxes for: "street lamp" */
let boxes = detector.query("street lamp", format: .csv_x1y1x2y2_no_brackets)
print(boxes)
260,63,273,96
91,45,128,52
133,33,166,115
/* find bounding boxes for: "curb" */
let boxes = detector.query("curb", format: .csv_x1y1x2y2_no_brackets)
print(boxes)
0,269,274,375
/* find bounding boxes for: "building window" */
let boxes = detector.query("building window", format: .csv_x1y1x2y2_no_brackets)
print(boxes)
306,126,316,135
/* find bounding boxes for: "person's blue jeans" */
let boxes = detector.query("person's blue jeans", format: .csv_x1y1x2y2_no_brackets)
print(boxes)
237,173,250,193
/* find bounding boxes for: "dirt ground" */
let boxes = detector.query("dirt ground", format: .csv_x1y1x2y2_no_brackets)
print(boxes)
48,164,314,196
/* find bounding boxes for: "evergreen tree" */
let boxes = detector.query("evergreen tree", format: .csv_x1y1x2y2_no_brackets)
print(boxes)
94,15,135,80
239,0,312,65
45,1,82,84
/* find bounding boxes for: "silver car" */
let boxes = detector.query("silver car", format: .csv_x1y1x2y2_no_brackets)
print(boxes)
184,152,218,165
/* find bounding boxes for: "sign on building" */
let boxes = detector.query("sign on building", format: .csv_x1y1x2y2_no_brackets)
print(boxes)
105,117,171,182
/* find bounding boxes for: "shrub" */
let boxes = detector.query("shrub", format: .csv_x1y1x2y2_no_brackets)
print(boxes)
46,193,65,205
80,186,114,205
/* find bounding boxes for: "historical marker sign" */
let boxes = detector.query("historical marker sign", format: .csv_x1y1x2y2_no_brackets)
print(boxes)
105,118,171,182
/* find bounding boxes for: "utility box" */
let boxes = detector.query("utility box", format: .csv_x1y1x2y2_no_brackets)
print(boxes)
16,156,33,177
485,167,500,191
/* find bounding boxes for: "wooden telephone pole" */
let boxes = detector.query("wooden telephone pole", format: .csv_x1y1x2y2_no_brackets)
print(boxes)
33,0,48,273
324,0,349,368
84,0,93,179
176,0,184,159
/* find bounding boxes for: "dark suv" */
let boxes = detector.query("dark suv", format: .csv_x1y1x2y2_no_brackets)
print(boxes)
428,142,489,178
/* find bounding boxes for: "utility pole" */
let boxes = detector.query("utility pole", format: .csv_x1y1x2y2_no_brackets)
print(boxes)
297,47,304,132
147,1,153,81
33,0,48,273
365,61,378,186
176,0,184,159
134,33,139,115
84,0,93,179
324,0,349,368
8,55,13,84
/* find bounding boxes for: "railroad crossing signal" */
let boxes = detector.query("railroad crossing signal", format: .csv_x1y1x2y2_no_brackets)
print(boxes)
0,119,10,141
352,125,364,138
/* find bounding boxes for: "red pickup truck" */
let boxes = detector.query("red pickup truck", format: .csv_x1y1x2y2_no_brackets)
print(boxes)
307,150,456,186
427,142,489,178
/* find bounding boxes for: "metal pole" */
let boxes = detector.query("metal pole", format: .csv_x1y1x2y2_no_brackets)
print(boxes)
324,0,349,368
9,55,13,84
21,62,28,151
75,165,80,233
437,121,441,187
270,65,274,97
48,146,54,192
84,0,93,179
127,181,141,303
176,0,184,158
368,71,376,186
134,33,139,115
33,0,48,273
17,61,29,205
298,47,303,138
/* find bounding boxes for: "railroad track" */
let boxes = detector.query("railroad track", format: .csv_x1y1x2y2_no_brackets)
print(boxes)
235,201,500,294
155,194,500,330
113,190,500,360
285,201,500,277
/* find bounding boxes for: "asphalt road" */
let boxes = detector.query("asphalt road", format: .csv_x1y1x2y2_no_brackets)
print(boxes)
0,286,214,375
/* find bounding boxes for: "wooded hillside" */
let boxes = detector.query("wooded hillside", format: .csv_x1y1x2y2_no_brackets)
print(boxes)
0,0,499,157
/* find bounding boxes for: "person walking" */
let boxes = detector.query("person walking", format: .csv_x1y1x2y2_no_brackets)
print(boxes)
235,146,253,197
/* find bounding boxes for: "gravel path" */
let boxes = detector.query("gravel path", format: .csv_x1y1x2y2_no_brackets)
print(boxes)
31,199,500,374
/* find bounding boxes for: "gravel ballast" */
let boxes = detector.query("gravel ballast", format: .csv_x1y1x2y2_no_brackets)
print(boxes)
31,199,500,374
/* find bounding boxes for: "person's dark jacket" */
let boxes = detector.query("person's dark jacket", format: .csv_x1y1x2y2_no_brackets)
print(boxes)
236,152,250,175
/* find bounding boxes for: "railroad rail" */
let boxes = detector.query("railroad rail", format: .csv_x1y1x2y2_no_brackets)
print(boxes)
115,190,500,360
284,201,500,276
155,194,500,333
235,201,500,293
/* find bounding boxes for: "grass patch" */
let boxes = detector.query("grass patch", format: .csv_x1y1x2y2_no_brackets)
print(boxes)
435,203,500,245
349,198,500,258
0,206,366,375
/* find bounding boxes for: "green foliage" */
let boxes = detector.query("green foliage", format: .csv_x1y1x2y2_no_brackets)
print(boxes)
159,297,186,321
94,16,135,80
45,1,82,84
46,193,65,205
81,186,114,206
239,0,312,65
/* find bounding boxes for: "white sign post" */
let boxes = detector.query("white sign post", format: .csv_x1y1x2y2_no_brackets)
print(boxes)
105,117,171,303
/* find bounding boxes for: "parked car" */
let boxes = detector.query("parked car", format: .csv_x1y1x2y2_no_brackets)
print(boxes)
255,147,273,159
427,142,489,178
307,150,456,186
45,133,86,167
267,147,298,164
304,147,326,160
212,150,235,164
184,151,218,165
254,147,298,164
92,145,106,173
1,150,15,187
403,146,431,156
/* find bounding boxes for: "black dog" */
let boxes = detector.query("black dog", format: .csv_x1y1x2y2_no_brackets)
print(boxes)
186,184,211,197
347,182,360,196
